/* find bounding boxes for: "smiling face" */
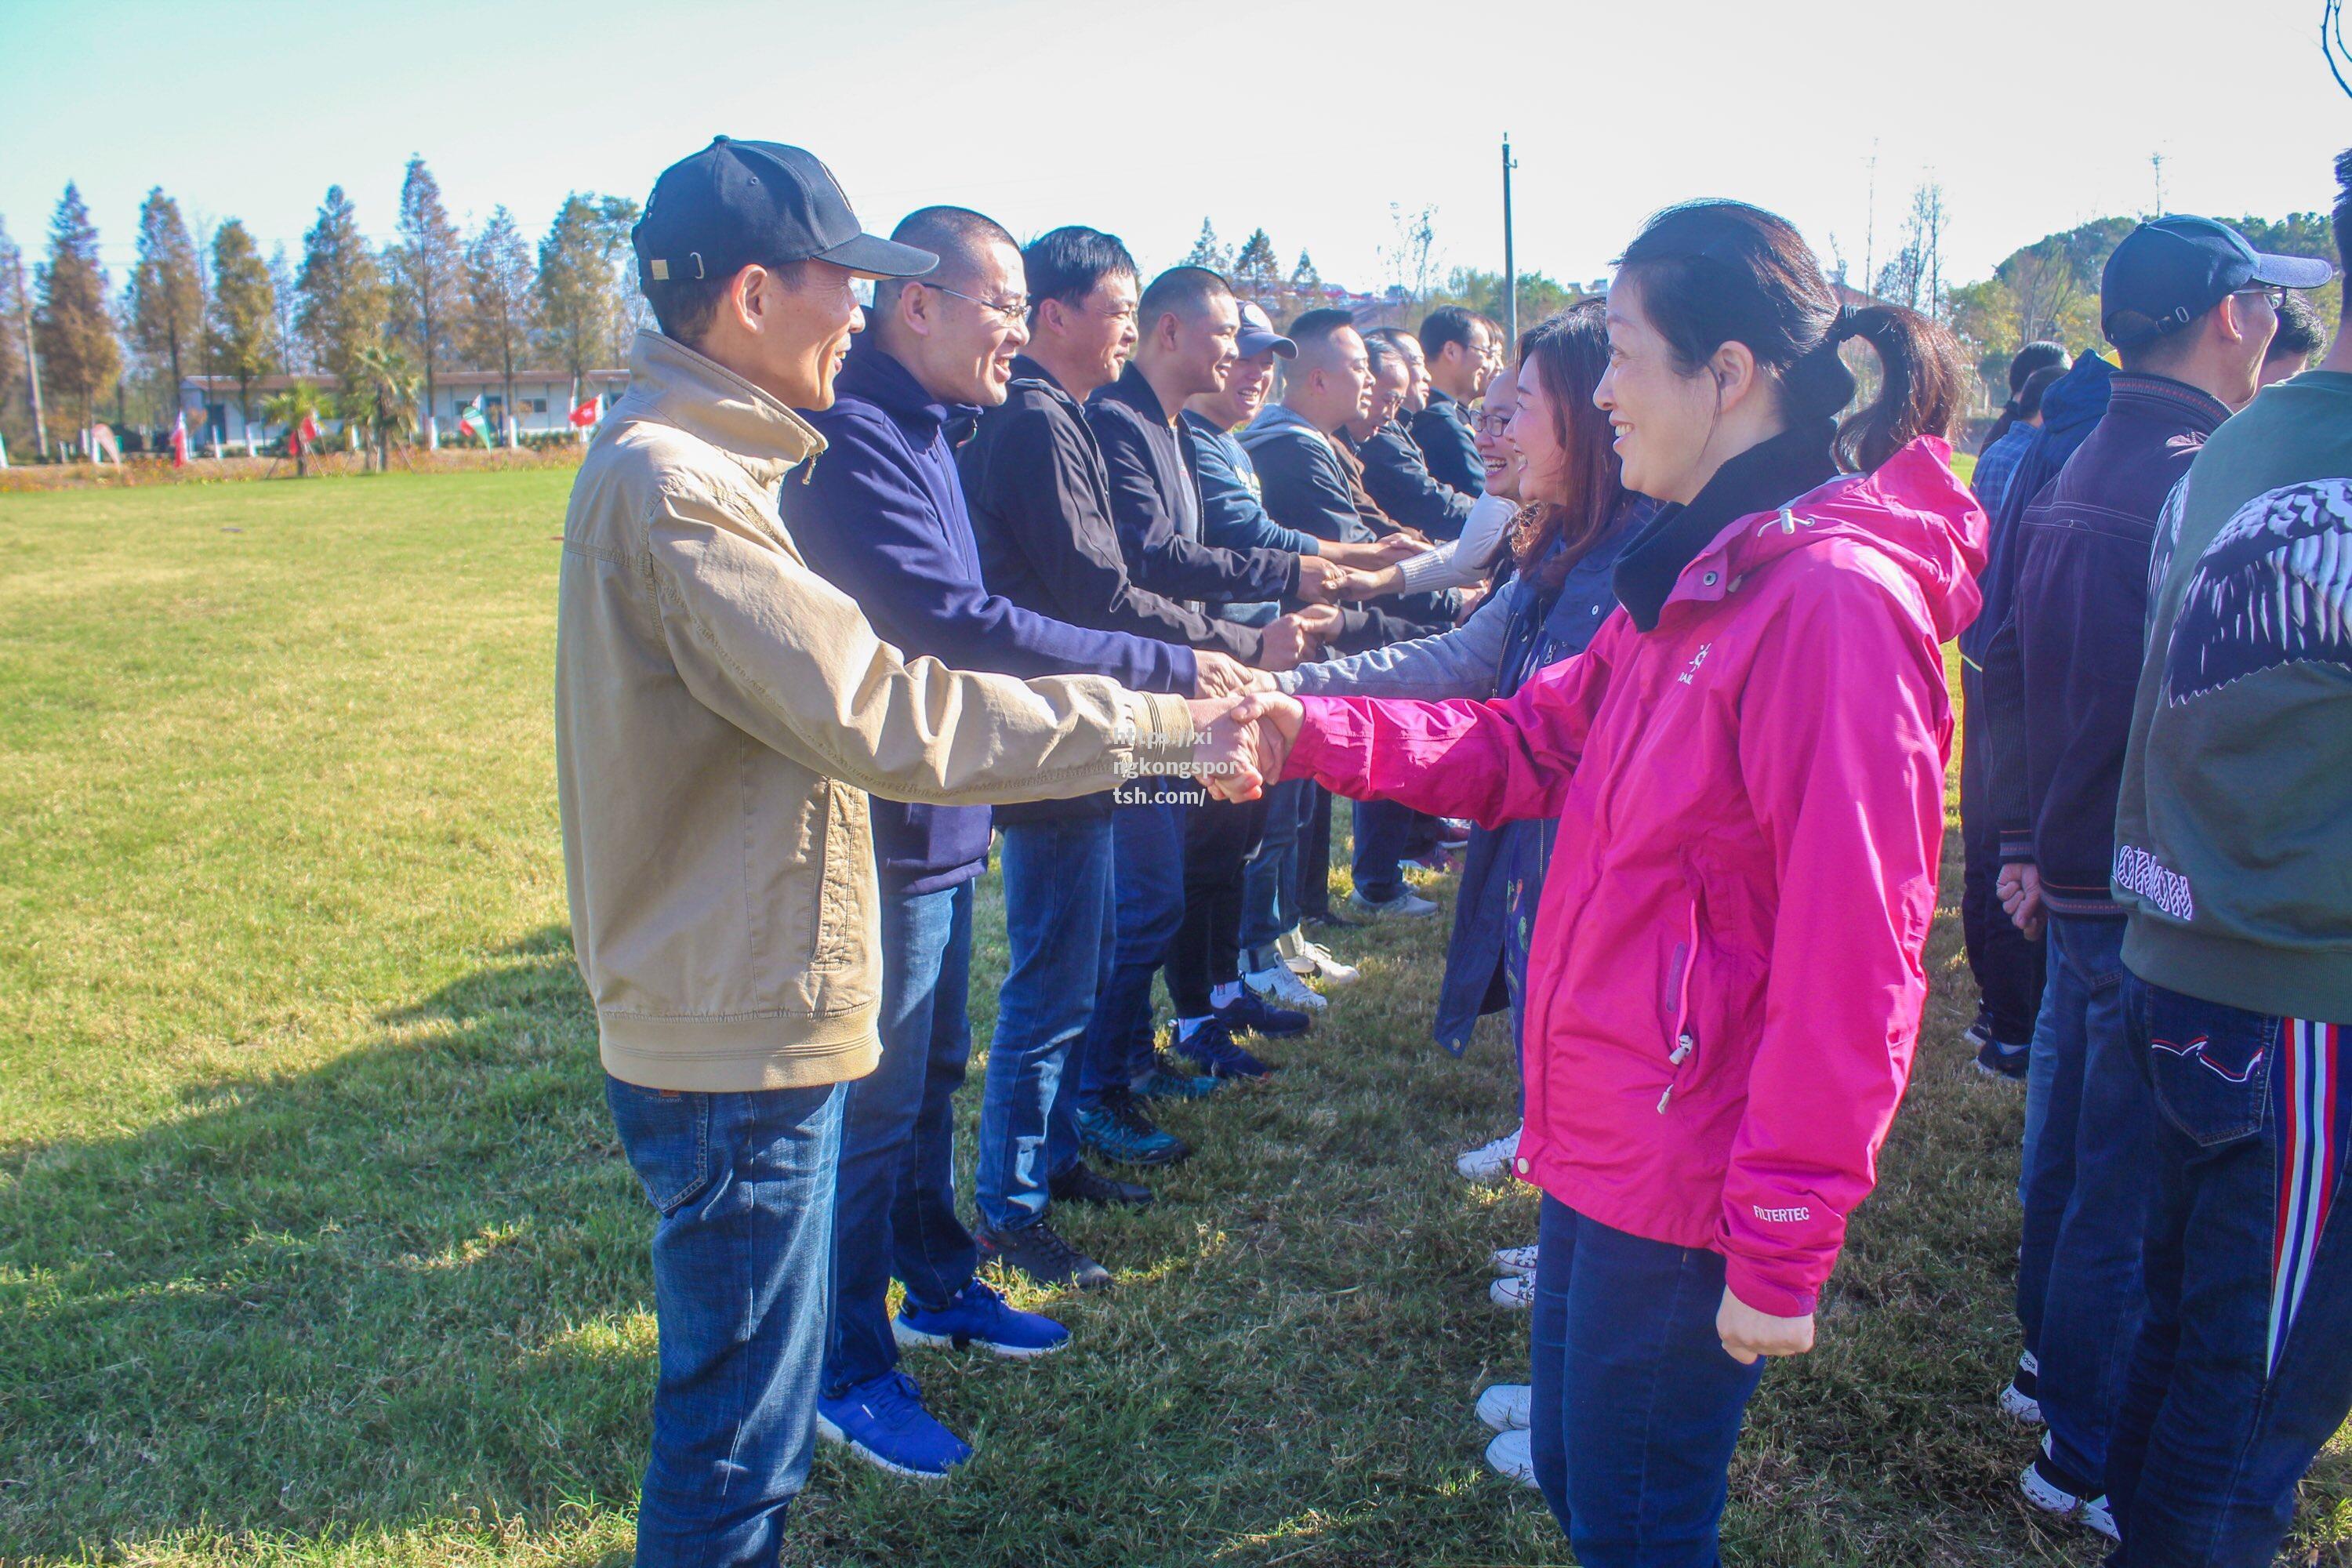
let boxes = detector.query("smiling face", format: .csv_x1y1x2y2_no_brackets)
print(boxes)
1396,335,1430,412
1071,271,1142,389
1156,289,1240,402
899,238,1031,407
712,258,869,410
1595,273,1731,504
1193,347,1278,428
1476,364,1523,501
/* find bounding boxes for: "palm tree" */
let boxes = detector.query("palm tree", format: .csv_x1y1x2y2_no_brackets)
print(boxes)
345,342,420,472
260,379,327,477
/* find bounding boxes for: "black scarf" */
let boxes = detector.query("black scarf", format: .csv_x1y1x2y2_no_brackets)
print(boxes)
1612,419,1839,632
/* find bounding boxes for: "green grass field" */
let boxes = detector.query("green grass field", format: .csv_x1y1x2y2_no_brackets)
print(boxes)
3,469,2345,1567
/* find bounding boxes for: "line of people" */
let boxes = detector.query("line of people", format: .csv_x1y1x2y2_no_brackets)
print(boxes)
556,130,2350,1568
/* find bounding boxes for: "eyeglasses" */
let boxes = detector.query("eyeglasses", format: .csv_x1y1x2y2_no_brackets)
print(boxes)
924,282,1030,326
2234,285,2289,312
1473,413,1512,436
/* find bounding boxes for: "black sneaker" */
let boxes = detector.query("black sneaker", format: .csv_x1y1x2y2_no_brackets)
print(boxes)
1048,1161,1156,1209
1303,908,1363,932
1975,1035,2030,1083
1180,1017,1275,1080
1215,989,1311,1039
976,1218,1112,1291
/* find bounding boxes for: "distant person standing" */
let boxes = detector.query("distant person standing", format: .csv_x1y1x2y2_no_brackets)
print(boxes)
1411,304,1493,496
2099,151,2349,1568
557,140,1227,1563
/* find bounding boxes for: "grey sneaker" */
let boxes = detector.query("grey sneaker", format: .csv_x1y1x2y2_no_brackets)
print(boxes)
1348,888,1439,920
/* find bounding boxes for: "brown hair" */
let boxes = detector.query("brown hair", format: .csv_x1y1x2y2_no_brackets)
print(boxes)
1615,200,1967,472
1508,300,1628,589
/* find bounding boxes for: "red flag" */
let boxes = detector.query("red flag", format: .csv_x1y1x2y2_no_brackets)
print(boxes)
568,393,602,429
299,411,322,444
169,411,190,469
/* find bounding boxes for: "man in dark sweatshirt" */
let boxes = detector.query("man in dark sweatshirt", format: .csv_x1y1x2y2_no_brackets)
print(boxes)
1408,304,1491,498
2099,157,2347,1568
780,207,1258,1479
1980,215,2316,1540
1352,330,1475,540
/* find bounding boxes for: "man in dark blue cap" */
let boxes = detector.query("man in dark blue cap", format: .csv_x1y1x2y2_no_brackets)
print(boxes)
559,139,1246,1565
1977,212,2327,1543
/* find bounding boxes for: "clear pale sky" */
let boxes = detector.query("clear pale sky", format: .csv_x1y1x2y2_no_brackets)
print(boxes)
5,0,2347,295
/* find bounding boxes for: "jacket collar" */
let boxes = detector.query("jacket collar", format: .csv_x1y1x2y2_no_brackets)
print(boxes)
2102,370,2232,436
1243,401,1332,451
1613,421,1839,631
623,328,824,489
1010,352,1080,409
1098,361,1174,425
830,339,977,441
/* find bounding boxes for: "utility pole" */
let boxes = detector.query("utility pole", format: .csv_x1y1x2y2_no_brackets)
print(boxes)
2151,151,2168,216
1501,133,1519,347
13,250,46,459
1862,141,1879,301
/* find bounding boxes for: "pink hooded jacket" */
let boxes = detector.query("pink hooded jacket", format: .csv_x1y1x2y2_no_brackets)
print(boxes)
1284,437,1987,1315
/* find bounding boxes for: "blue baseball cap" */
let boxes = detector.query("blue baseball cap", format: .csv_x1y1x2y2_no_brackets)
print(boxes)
633,136,936,291
1236,300,1297,359
2101,215,2335,349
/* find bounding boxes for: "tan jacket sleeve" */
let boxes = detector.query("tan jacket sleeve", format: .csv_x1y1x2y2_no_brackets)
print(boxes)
646,481,1196,805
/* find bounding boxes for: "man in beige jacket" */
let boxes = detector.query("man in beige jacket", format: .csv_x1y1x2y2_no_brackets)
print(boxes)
556,138,1247,1565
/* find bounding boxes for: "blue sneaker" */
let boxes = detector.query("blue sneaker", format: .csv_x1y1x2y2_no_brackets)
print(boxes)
894,1279,1071,1360
1975,1035,2029,1083
1180,1017,1275,1079
815,1371,971,1480
1133,1048,1220,1101
1215,989,1310,1039
1074,1087,1190,1167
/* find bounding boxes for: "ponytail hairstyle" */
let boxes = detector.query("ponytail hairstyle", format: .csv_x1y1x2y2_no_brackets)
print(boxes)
1508,301,1628,589
1980,339,2070,452
1613,200,1969,474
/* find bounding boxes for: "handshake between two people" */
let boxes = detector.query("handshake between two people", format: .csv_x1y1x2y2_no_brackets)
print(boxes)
1178,691,1305,804
1188,604,1345,699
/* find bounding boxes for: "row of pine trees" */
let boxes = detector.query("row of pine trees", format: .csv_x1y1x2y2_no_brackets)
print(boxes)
0,157,644,459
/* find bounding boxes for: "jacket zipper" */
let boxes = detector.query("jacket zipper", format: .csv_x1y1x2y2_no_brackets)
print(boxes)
1657,903,1700,1113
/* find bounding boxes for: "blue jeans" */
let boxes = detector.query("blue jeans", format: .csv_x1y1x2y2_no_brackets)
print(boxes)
1527,1198,1766,1566
1240,778,1305,968
981,817,1111,1232
1076,799,1185,1101
606,1076,844,1568
1351,797,1417,903
2017,913,2150,1485
2104,984,2352,1566
823,879,978,1398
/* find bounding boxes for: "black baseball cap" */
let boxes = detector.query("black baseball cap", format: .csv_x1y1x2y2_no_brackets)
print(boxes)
2101,215,2335,349
633,136,936,290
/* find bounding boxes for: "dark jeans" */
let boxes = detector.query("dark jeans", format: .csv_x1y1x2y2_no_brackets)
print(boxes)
1527,1197,1766,1566
2105,985,2352,1566
2018,913,2151,1485
823,879,978,1397
1077,798,1185,1100
1300,784,1335,920
1352,797,1417,903
982,816,1111,1232
1240,777,1306,969
1958,668,2045,1042
607,1075,844,1568
1171,796,1266,1016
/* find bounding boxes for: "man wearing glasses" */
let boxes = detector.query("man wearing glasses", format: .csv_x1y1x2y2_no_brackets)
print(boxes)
1976,213,2324,1541
778,207,1249,1479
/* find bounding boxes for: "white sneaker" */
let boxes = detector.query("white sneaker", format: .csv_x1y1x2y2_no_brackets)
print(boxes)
1490,1273,1535,1310
1483,1427,1540,1488
1490,1243,1538,1277
2020,1434,2118,1541
1457,1126,1522,1181
1281,932,1360,986
1998,1349,2042,1425
1475,1383,1531,1432
1244,963,1328,1012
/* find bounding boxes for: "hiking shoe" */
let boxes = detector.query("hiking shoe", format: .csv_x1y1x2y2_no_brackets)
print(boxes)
1244,962,1328,1013
1490,1273,1536,1310
1048,1161,1154,1209
1348,888,1439,920
1483,1427,1540,1489
2020,1434,2118,1541
1975,1036,2030,1083
1180,1018,1275,1080
1457,1126,1523,1182
894,1279,1069,1360
1490,1243,1539,1278
1131,1051,1220,1101
816,1371,971,1480
1476,1382,1533,1432
1216,988,1311,1039
1999,1350,2043,1424
1282,931,1360,986
1075,1088,1189,1168
976,1218,1112,1292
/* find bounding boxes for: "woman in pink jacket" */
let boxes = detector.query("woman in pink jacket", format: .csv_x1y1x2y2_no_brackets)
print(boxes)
1212,201,1985,1565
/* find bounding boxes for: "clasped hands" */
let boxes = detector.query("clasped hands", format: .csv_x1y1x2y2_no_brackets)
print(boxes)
1179,691,1305,803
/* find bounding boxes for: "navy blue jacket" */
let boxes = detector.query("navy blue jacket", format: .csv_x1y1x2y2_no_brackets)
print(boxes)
1356,418,1474,540
1980,371,2228,916
1410,388,1486,498
1959,352,2114,666
1086,364,1298,611
783,343,1194,887
1182,410,1323,557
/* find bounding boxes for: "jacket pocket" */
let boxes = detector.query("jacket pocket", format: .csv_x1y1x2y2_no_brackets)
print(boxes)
2141,982,2275,1149
808,781,872,975
605,1079,713,1216
1657,898,1701,1113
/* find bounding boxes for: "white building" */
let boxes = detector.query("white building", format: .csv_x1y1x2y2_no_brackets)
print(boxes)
180,367,631,449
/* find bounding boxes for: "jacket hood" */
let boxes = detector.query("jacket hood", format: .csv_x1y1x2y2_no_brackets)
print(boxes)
1673,436,1990,644
2040,351,2115,445
622,328,823,488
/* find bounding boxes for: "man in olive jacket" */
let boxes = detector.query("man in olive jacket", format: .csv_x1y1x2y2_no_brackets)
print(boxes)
555,140,1228,1566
